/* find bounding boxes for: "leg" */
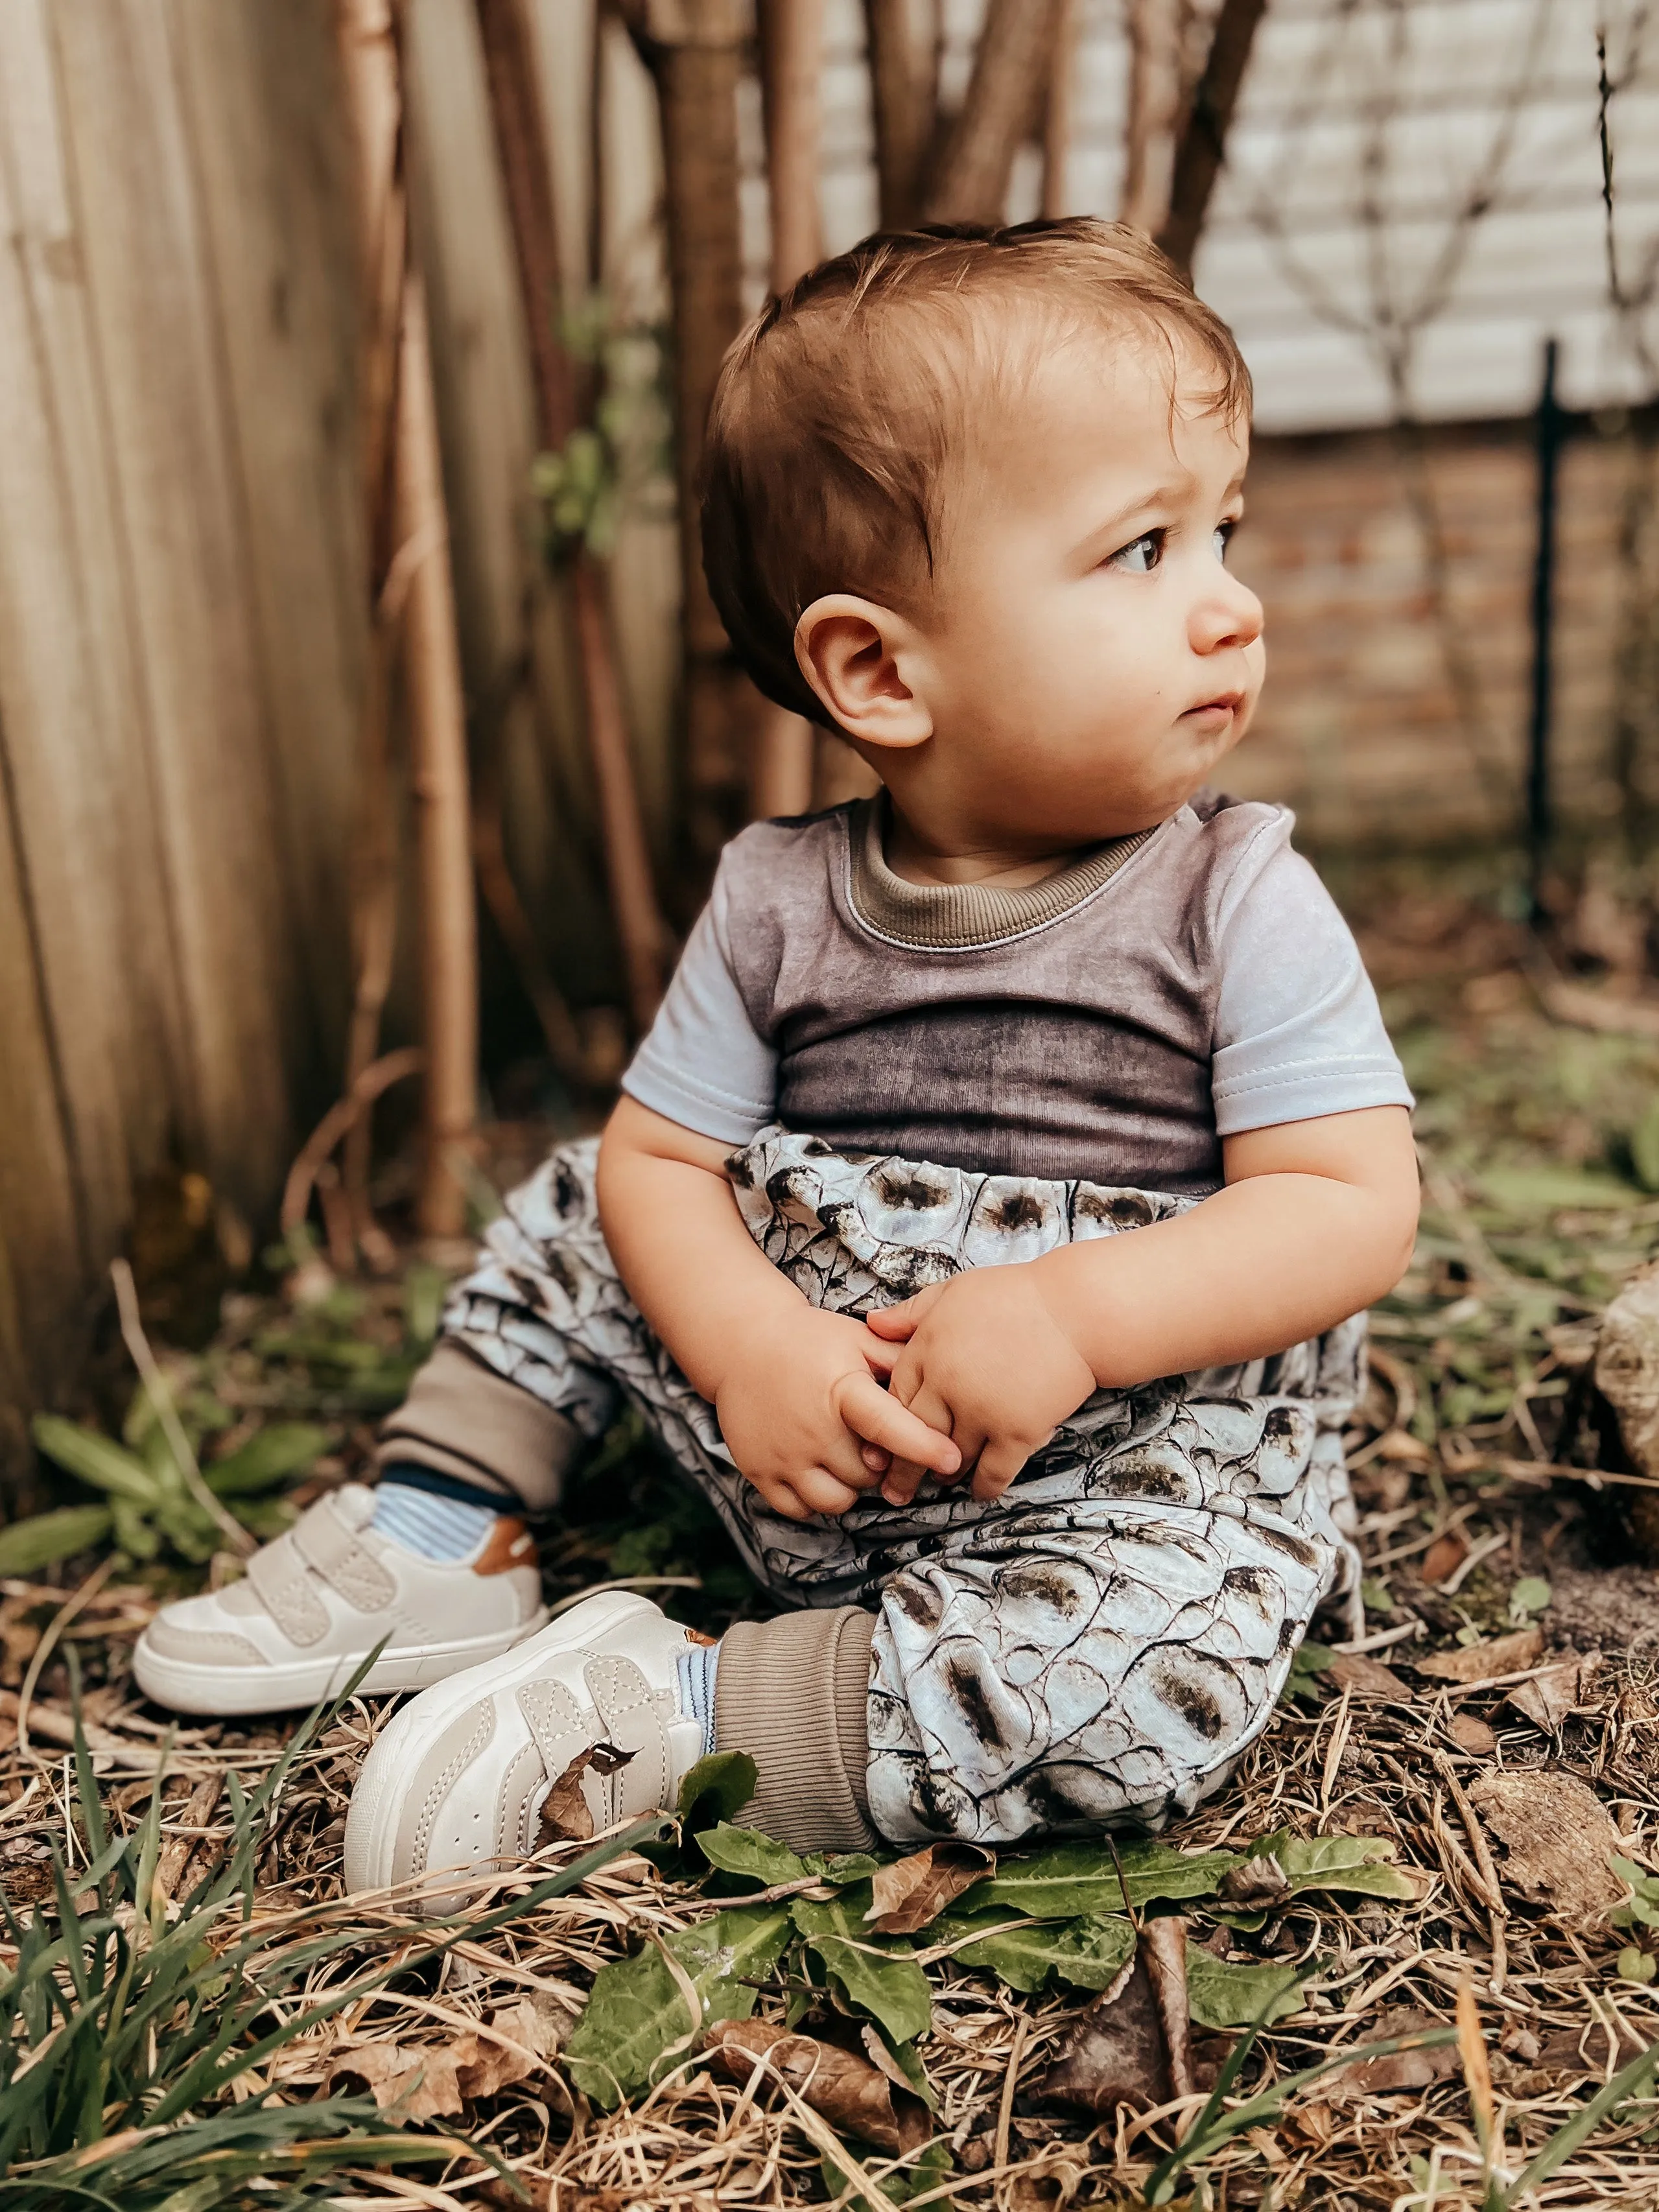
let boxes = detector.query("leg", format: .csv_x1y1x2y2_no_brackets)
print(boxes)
865,1495,1332,1845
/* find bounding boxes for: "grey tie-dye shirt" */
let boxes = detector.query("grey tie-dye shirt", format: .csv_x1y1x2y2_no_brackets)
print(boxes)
623,789,1410,1192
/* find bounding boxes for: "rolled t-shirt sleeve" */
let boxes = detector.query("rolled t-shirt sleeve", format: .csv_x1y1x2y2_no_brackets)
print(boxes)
619,864,778,1144
1210,836,1413,1136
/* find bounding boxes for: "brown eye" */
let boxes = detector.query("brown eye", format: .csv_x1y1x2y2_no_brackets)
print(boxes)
1109,530,1162,574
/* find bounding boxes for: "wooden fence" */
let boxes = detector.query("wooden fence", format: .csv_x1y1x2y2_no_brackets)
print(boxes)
0,0,676,1474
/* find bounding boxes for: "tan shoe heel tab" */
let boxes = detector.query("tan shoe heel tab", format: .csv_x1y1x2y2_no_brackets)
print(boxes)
472,1517,537,1576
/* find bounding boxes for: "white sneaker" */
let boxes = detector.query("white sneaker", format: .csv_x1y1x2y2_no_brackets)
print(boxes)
132,1485,548,1715
342,1592,705,1898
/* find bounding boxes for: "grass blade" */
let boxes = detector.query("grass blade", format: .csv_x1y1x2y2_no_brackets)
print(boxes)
1144,2020,1459,2204
1501,2034,1659,2203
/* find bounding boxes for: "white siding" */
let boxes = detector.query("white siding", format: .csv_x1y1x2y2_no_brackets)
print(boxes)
766,0,1659,432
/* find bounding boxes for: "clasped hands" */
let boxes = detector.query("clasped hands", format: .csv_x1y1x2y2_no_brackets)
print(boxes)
712,1264,1098,1523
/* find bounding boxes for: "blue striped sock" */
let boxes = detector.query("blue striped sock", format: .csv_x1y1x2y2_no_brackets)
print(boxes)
675,1641,720,1758
370,1481,502,1562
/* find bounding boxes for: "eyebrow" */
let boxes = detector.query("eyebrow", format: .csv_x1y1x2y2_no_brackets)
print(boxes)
1076,469,1248,559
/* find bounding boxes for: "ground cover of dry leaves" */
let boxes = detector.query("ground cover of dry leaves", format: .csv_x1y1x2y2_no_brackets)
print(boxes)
10,853,1659,2207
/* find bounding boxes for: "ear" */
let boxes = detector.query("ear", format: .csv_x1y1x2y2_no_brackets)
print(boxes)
794,593,934,751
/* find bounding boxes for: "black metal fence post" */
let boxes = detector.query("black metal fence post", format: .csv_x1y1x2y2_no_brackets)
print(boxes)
1527,336,1564,919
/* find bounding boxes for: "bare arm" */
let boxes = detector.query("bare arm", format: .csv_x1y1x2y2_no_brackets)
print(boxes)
596,1096,959,1518
866,1105,1419,1501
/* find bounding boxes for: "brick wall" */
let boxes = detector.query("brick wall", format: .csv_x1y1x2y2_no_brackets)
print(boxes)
1224,418,1650,850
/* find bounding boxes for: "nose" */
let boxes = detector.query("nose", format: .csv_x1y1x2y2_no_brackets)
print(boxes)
1190,568,1264,657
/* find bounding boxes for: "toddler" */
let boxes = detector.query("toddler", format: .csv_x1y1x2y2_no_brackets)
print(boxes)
135,220,1418,1893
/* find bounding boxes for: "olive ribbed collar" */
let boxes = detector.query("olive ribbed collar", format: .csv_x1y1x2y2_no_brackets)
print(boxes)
845,795,1158,950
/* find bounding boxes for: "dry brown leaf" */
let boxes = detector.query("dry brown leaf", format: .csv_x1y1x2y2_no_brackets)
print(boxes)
328,2009,553,2117
1466,1769,1623,1925
865,1841,993,1934
1284,2098,1335,2149
1446,1713,1497,1756
1324,2008,1461,2099
1033,1924,1195,2117
1413,1626,1545,1684
1505,1655,1598,1733
329,2039,467,2119
1140,1915,1196,2098
536,1739,635,1846
702,2018,929,2153
491,1992,578,2058
1327,1651,1408,1697
1219,1853,1291,1907
1534,2016,1650,2077
1420,1531,1470,1585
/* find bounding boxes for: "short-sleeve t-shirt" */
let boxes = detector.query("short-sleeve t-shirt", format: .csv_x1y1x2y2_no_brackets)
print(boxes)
622,790,1411,1196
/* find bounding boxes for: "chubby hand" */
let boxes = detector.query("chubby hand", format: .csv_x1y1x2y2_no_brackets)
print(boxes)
714,1303,961,1522
863,1267,1098,1505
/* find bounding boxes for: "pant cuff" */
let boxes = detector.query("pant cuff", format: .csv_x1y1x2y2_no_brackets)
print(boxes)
375,1340,581,1511
714,1606,878,1853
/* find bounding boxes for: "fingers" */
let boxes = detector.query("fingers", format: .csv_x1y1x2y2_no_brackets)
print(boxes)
759,1466,862,1520
838,1372,961,1476
881,1387,970,1506
860,1442,892,1473
863,1283,943,1340
971,1431,1045,1502
858,1330,902,1378
819,1431,887,1492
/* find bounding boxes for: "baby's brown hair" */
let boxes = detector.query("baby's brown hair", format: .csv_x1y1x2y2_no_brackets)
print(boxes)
701,217,1251,726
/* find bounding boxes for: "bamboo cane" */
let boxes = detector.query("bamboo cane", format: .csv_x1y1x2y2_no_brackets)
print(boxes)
1042,0,1079,218
396,269,479,1240
749,0,825,823
862,0,937,228
334,0,408,1244
335,0,478,1243
616,0,751,864
473,0,668,1031
923,0,1061,225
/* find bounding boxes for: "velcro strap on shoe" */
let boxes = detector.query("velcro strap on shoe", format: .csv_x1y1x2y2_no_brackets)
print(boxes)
246,1533,329,1649
290,1494,397,1612
583,1655,672,1816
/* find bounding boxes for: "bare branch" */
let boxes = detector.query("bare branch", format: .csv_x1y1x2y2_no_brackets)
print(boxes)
1157,0,1267,275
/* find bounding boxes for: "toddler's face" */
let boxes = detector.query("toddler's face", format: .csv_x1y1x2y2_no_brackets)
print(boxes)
906,335,1264,847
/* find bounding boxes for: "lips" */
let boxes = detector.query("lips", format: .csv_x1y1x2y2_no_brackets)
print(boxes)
1182,692,1244,718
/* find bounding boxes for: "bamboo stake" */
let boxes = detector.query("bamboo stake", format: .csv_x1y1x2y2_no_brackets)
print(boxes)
473,0,668,1031
1121,0,1182,233
1041,0,1079,218
923,0,1061,225
395,267,478,1240
862,0,937,228
617,0,752,864
749,0,825,823
334,0,408,1241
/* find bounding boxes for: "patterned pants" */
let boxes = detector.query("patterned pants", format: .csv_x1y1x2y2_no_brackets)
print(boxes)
442,1129,1364,1846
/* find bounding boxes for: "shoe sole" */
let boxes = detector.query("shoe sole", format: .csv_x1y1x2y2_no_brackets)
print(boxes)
343,1588,659,1896
131,1608,553,1717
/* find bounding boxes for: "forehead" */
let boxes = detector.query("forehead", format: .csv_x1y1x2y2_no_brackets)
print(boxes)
965,326,1249,503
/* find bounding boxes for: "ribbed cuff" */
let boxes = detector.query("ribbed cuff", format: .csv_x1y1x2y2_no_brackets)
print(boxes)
714,1607,877,1853
375,1341,581,1511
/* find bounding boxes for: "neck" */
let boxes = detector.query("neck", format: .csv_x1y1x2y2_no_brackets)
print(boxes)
880,799,1092,889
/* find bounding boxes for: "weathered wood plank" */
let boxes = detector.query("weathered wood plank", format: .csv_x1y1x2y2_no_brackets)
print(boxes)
171,0,367,1077
0,719,88,1459
0,0,187,1277
50,1,302,1210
